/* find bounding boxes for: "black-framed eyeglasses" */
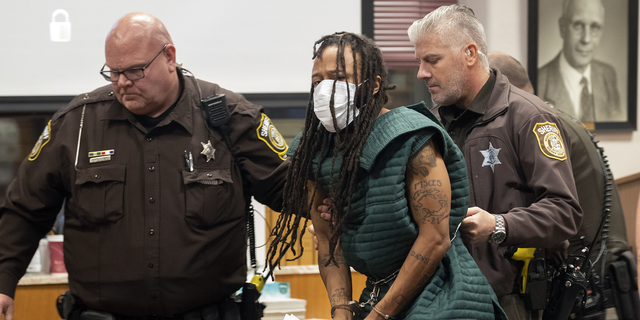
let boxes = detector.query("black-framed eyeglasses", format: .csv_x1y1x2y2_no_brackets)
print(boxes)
100,44,169,82
569,21,603,37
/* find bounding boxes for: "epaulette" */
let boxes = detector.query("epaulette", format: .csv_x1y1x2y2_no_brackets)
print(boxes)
53,84,116,120
196,79,261,118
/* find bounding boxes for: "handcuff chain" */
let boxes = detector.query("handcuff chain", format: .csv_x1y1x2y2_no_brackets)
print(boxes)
450,222,462,242
359,269,400,308
359,285,380,307
369,269,400,285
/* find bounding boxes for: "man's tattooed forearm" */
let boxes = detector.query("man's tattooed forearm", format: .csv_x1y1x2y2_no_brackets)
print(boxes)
410,272,433,297
392,265,434,307
393,293,410,307
319,254,348,268
330,287,350,305
409,250,430,265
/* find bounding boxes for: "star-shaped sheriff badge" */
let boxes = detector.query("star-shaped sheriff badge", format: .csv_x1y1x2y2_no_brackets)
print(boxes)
201,140,216,162
480,142,501,173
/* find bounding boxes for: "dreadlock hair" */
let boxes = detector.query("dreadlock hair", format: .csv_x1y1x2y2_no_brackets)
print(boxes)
266,32,395,277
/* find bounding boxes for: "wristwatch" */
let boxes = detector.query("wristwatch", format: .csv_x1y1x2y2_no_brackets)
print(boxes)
488,214,507,245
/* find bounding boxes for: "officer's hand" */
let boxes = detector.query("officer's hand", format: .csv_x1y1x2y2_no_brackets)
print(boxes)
318,198,332,222
0,293,14,320
460,207,496,244
307,224,319,250
310,198,333,250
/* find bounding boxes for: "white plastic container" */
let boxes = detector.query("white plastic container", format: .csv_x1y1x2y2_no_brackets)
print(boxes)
260,298,306,320
26,238,50,274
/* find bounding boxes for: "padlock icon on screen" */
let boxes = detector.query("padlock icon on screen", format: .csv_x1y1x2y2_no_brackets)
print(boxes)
50,9,71,42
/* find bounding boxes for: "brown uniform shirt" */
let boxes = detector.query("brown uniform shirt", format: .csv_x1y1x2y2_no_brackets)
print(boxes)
441,69,582,297
0,71,289,316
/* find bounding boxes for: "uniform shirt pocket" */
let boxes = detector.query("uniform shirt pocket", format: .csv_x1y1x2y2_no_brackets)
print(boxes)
465,137,524,212
182,168,235,228
72,164,126,225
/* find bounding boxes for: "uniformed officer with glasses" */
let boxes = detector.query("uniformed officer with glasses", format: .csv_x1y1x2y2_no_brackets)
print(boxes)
0,12,288,320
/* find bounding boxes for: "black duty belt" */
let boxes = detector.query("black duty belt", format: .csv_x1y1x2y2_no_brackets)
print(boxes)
79,303,220,320
59,290,241,320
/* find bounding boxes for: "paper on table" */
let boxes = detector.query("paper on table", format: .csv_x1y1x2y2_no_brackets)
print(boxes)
283,314,300,320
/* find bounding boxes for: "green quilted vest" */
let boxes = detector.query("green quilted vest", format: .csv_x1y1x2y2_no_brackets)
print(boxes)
295,102,505,319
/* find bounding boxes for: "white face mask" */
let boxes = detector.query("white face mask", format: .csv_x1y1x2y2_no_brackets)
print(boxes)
313,80,359,132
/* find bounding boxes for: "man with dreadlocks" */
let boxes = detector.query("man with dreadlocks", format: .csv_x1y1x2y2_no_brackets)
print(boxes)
266,32,504,319
409,5,583,320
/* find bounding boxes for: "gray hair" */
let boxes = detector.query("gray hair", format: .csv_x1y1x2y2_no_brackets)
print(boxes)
560,0,605,22
408,4,489,68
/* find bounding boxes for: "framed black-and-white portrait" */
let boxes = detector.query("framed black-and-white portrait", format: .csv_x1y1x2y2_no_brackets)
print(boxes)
528,0,638,131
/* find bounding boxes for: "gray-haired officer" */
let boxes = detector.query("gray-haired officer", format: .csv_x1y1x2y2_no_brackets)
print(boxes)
409,5,582,319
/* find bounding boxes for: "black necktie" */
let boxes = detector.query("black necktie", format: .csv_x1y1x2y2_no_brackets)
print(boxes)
580,77,594,122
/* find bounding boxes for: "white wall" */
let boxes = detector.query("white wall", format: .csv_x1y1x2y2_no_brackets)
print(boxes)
458,0,529,67
2,0,637,178
1,1,361,96
460,0,640,179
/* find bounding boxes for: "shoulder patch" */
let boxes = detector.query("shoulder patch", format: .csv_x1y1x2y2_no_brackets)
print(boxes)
28,120,52,161
532,122,567,161
256,114,288,161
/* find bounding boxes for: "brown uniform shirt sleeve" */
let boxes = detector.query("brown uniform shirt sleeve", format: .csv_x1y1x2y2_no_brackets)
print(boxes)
502,113,583,248
0,117,68,297
221,90,289,213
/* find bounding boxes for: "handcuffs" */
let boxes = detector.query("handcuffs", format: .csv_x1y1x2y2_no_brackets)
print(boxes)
330,270,399,319
330,223,462,319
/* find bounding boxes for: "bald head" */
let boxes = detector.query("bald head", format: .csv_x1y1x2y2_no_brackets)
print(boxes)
106,12,173,54
104,12,180,118
487,52,534,94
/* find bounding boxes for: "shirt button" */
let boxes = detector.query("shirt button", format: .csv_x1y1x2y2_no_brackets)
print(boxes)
149,198,155,203
149,228,154,235
148,263,154,268
95,174,101,179
207,173,213,178
149,166,155,172
147,137,153,142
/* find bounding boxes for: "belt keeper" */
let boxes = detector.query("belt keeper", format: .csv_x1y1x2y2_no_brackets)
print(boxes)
331,300,357,318
372,305,394,320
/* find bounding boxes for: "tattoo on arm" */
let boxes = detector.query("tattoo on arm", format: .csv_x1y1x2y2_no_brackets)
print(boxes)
411,187,450,224
391,266,434,308
409,250,430,265
407,141,438,184
409,272,433,297
330,287,350,305
393,294,410,306
415,180,442,188
319,254,348,268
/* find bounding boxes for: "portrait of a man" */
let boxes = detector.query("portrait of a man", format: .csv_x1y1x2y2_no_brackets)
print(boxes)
537,0,626,123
